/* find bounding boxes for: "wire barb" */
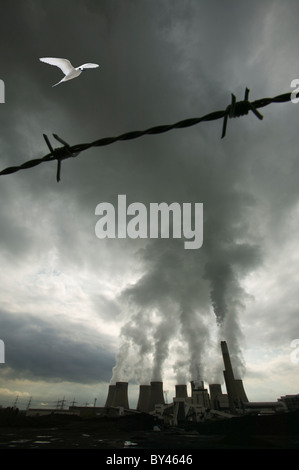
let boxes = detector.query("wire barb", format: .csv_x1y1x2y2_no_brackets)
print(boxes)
42,134,79,182
221,88,264,138
0,88,294,181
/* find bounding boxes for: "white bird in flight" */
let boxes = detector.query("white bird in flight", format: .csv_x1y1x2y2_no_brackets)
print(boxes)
39,57,99,87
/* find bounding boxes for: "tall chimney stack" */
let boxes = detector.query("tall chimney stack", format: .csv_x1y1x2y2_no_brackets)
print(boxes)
221,341,239,413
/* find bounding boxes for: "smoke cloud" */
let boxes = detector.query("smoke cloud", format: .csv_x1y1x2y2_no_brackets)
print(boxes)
2,0,298,407
110,206,261,386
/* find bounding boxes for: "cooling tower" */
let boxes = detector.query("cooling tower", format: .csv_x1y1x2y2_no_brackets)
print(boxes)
149,381,165,411
105,384,116,407
175,384,188,399
191,380,205,393
209,384,223,409
137,385,151,413
113,381,130,409
234,379,249,403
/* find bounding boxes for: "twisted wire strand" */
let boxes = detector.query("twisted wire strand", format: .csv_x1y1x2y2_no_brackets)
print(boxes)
0,90,293,181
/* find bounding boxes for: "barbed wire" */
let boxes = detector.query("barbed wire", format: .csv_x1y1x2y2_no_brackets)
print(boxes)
0,87,295,182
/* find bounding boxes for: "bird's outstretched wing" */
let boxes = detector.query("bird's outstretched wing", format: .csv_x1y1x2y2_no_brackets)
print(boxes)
80,63,99,69
39,57,74,75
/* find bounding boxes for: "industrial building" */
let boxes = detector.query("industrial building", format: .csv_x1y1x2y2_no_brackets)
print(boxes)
25,340,298,424
100,340,291,425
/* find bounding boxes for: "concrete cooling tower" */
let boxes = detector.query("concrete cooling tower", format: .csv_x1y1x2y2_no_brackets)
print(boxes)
235,379,249,403
105,382,129,409
149,381,165,411
175,384,188,399
105,384,116,407
209,383,223,409
137,385,151,413
114,381,130,409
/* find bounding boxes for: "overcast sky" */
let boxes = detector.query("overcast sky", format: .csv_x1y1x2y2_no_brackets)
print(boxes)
0,0,299,410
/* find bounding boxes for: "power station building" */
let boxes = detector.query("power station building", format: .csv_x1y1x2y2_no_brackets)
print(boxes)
102,340,287,424
25,340,296,421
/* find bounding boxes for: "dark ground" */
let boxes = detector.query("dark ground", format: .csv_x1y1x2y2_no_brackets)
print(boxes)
0,408,299,450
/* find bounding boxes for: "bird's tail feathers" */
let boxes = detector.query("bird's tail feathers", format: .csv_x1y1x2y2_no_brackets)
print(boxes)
52,79,63,87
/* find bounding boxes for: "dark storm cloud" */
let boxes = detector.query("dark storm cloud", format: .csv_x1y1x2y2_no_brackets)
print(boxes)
0,0,299,403
0,310,114,383
0,0,270,383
